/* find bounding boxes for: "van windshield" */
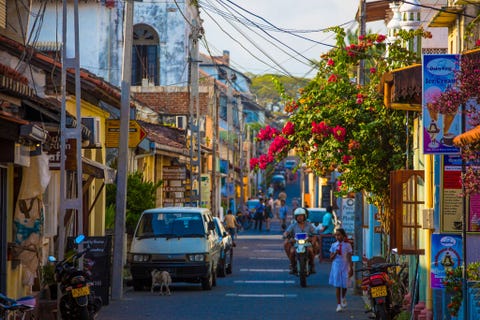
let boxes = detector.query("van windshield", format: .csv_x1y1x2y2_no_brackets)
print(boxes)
135,212,205,239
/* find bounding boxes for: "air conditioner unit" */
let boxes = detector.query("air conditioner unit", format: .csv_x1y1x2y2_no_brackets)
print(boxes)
176,116,187,130
81,117,101,148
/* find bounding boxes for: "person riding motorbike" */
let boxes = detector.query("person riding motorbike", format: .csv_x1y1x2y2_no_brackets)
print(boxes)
283,208,317,274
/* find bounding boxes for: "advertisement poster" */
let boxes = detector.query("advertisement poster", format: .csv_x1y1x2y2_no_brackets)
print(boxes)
422,54,461,154
431,234,462,289
341,198,355,237
442,156,463,232
443,155,480,233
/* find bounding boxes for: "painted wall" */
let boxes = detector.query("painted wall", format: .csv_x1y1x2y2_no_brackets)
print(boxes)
29,1,192,87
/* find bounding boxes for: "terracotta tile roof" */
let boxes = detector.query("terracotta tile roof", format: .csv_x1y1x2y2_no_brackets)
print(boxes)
138,120,186,151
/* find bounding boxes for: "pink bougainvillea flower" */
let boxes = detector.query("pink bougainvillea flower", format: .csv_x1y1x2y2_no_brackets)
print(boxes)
250,158,259,170
327,58,335,66
311,121,330,137
370,67,376,74
376,34,386,43
258,154,270,170
256,125,279,141
282,121,295,136
348,139,360,150
356,93,364,104
342,155,352,164
332,125,346,142
328,74,338,83
268,135,290,155
358,35,365,41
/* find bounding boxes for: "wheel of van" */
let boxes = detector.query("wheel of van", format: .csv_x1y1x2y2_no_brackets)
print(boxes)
226,248,233,275
201,267,213,290
132,279,144,291
217,256,227,278
212,265,217,287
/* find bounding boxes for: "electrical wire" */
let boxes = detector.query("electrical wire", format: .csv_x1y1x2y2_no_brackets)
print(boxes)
211,0,314,68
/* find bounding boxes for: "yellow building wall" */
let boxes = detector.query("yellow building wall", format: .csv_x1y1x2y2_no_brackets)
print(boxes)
66,98,110,236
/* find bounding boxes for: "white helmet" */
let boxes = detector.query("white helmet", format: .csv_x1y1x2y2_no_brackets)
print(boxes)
294,208,307,216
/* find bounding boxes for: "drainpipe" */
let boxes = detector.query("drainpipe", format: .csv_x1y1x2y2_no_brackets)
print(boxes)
425,154,433,312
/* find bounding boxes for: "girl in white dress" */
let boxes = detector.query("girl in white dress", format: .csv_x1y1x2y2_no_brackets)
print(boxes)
329,228,353,312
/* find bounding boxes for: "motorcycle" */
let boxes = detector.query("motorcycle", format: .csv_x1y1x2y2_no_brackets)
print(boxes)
359,262,404,320
290,232,313,288
49,235,102,320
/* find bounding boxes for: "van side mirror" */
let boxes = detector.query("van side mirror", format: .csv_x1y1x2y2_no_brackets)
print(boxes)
208,221,215,231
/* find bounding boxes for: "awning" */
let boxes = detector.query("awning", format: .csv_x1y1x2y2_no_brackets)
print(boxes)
454,125,480,147
82,157,116,184
355,0,390,23
428,7,463,28
382,64,422,111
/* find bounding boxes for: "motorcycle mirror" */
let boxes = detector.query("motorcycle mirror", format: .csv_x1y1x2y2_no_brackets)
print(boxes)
48,256,57,262
75,234,85,244
351,255,360,262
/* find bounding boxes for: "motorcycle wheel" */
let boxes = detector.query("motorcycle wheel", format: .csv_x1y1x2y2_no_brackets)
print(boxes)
79,305,89,320
375,303,388,320
298,255,307,288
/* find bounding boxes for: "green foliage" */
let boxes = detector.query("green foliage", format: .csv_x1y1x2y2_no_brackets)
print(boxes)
250,74,309,110
252,27,431,212
106,171,162,234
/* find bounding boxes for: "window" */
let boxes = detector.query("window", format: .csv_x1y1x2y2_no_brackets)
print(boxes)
390,170,425,255
132,24,159,86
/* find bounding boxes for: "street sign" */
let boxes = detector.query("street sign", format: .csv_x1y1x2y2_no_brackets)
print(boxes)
105,120,147,148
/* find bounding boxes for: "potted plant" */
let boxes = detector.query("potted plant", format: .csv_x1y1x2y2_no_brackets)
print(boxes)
40,264,57,300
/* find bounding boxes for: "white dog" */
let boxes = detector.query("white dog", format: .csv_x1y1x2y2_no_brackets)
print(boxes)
150,269,172,296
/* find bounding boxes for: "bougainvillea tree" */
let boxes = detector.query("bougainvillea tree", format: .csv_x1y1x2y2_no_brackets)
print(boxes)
251,27,431,229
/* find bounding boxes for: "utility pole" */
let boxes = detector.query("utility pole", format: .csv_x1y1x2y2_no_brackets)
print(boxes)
238,96,245,211
211,88,218,215
59,1,82,318
188,13,202,207
111,0,134,300
353,0,366,295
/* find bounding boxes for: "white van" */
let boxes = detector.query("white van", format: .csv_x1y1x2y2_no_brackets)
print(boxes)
128,207,221,291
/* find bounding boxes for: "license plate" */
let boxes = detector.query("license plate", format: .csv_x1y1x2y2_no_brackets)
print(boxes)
370,285,387,298
71,286,90,298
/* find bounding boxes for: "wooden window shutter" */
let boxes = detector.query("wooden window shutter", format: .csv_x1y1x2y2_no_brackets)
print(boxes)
0,0,6,29
390,170,425,255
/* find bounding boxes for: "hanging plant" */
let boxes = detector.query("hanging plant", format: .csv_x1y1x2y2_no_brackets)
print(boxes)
443,262,480,317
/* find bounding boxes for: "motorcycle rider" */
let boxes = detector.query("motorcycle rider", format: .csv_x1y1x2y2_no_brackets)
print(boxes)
283,208,317,274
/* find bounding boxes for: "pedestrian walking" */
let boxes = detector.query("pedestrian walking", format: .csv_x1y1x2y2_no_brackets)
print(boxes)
329,228,353,313
224,209,240,246
264,197,274,231
254,199,265,231
278,199,288,231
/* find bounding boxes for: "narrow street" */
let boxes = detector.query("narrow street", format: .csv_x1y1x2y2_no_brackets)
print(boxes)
97,219,370,320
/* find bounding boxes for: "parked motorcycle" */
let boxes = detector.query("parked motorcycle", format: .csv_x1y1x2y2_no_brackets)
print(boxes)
290,232,313,288
358,262,404,320
49,235,102,320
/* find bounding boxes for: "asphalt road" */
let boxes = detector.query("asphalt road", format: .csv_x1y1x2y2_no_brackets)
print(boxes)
97,219,371,320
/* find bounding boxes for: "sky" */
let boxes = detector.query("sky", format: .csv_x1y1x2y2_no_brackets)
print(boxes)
199,0,387,78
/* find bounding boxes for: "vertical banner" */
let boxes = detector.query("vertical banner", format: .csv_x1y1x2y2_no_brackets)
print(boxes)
422,54,461,154
442,155,464,232
431,234,462,289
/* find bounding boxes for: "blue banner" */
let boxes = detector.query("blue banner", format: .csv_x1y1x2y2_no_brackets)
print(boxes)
423,54,461,154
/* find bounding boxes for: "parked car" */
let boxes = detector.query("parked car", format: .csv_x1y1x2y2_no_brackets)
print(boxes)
271,174,286,191
213,217,233,277
128,207,221,291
